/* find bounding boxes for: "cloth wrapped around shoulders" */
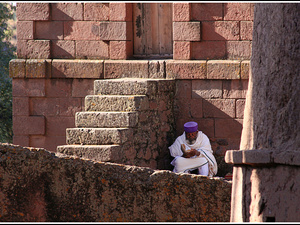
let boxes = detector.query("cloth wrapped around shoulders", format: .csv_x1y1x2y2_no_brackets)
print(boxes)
169,131,218,176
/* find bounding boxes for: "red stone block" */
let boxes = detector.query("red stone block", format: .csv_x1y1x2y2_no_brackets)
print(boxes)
215,118,243,138
174,99,190,119
17,40,27,59
104,60,148,78
52,60,104,79
166,60,206,79
203,99,236,118
236,99,246,119
72,79,96,97
30,98,60,116
12,79,46,97
35,21,64,40
45,79,72,97
17,21,34,40
64,21,100,41
240,21,253,40
173,3,191,22
51,3,83,20
241,60,250,79
13,116,45,135
76,41,109,59
191,3,223,21
9,59,26,78
16,3,50,21
58,98,82,116
13,135,29,147
109,3,132,21
18,40,51,59
223,80,248,99
46,116,75,137
173,22,201,41
13,97,29,116
51,40,75,59
25,59,48,78
224,3,254,21
207,60,240,79
173,80,192,99
84,3,109,21
173,41,191,60
192,41,226,60
194,118,215,138
202,21,240,41
190,99,203,118
110,41,133,60
30,135,66,152
99,22,133,41
226,41,252,60
192,80,222,99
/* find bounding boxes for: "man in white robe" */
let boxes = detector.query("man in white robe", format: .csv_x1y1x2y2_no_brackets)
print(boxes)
169,121,218,177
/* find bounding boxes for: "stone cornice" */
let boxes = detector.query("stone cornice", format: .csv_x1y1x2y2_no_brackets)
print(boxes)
225,149,300,166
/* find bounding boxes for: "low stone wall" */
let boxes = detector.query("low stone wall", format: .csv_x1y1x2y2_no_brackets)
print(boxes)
0,143,232,222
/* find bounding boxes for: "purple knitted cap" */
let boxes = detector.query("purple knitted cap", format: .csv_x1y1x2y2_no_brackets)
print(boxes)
184,121,198,133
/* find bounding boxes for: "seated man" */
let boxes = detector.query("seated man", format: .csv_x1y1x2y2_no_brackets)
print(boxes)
169,121,218,177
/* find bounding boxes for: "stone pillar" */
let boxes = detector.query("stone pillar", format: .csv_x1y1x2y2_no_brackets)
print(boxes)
225,3,300,222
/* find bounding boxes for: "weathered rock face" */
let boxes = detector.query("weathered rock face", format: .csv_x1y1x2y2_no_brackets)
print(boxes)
240,3,300,151
0,143,232,222
226,3,300,222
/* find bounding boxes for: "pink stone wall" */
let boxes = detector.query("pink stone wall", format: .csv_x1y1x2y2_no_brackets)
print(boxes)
16,3,253,60
12,3,252,175
16,3,133,60
173,3,254,60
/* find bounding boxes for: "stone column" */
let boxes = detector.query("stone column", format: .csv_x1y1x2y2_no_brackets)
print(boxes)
225,3,300,222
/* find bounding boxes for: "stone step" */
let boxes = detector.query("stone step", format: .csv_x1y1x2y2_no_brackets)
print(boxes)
94,78,175,96
66,128,133,145
57,144,124,163
75,111,138,128
85,95,149,112
94,78,156,96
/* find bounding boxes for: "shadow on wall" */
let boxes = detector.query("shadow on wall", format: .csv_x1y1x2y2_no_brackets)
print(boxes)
172,80,245,177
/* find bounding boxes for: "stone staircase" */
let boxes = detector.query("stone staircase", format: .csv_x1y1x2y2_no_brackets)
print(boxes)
57,78,176,170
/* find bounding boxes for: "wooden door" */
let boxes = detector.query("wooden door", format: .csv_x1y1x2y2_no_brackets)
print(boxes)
133,3,173,59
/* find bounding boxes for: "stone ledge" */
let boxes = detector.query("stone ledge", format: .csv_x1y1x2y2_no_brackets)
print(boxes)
225,149,300,166
9,59,250,80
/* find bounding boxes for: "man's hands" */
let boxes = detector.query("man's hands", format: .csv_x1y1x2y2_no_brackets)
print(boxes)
181,144,200,158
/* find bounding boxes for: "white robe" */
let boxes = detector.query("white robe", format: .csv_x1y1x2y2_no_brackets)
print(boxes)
169,131,218,177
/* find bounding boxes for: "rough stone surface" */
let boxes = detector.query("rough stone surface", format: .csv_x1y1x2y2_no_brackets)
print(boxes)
75,112,138,128
85,95,149,112
66,128,133,145
16,3,50,21
226,3,300,222
98,22,132,41
207,60,240,79
52,60,104,78
83,3,109,21
166,60,206,79
109,3,132,22
57,144,123,163
9,59,26,78
173,22,201,41
173,3,191,22
225,149,300,166
104,60,149,78
0,143,232,222
59,78,177,171
240,4,300,152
